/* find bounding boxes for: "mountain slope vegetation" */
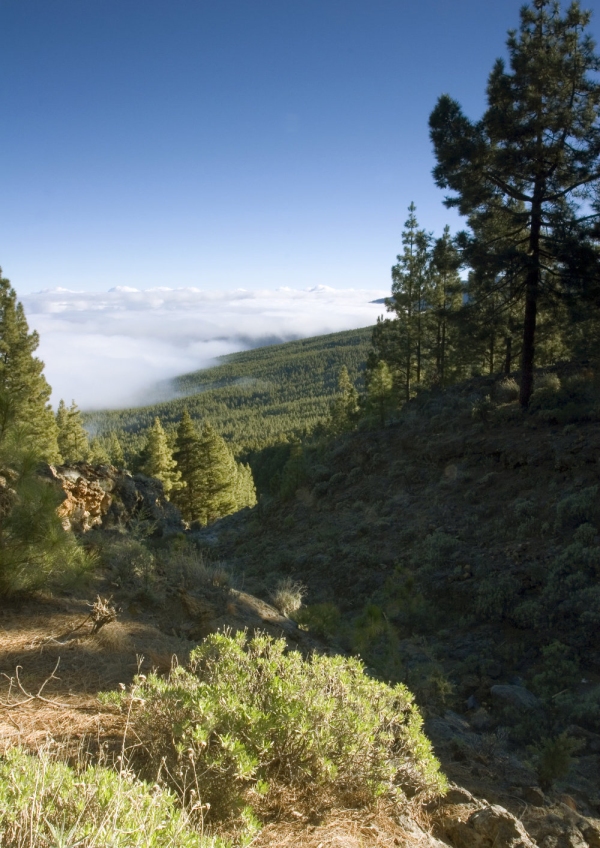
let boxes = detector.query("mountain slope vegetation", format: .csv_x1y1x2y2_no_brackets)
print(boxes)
199,367,600,807
85,326,373,460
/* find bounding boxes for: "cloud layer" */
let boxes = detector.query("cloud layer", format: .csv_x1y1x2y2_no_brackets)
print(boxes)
21,286,388,410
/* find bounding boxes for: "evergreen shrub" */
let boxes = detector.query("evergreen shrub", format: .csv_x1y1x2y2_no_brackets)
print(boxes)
495,377,519,403
116,631,446,822
555,486,598,529
417,530,460,570
294,602,341,638
529,733,581,791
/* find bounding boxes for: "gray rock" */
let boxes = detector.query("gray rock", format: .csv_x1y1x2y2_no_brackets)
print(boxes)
521,785,546,807
490,684,541,712
447,804,536,848
443,784,478,805
524,812,588,848
444,709,472,731
582,822,600,848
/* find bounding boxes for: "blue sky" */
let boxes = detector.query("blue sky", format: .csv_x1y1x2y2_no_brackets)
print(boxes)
5,0,596,296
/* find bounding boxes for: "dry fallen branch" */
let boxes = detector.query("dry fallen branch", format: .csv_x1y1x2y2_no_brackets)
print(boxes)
90,595,119,634
0,659,72,709
43,595,120,646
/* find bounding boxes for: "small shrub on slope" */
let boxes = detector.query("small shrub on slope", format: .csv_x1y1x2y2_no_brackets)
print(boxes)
269,576,305,615
120,631,446,822
0,747,220,848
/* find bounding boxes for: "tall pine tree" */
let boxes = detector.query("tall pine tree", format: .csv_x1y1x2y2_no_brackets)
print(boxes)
366,360,394,426
56,400,89,464
106,431,125,468
172,412,254,524
388,204,432,400
196,422,239,525
234,461,257,510
140,417,181,496
172,410,204,522
0,271,59,462
429,0,600,406
429,226,463,386
329,366,360,434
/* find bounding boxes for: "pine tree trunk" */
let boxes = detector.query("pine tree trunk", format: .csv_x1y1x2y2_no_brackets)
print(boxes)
440,319,446,386
519,194,542,408
504,336,512,374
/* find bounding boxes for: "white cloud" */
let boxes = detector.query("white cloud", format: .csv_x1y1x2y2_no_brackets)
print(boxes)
21,286,388,410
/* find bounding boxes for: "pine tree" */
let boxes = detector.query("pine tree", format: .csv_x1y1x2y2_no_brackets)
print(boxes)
106,431,125,467
172,410,203,522
329,366,360,434
234,461,256,510
0,271,59,462
56,400,89,464
429,0,600,406
196,422,239,525
280,443,306,499
388,204,432,400
88,437,110,465
429,226,463,386
366,360,394,426
140,417,181,496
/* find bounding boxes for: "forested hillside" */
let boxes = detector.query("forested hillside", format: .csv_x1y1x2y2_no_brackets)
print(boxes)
84,325,373,459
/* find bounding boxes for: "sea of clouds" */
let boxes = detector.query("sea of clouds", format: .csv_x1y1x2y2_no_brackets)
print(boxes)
20,286,388,410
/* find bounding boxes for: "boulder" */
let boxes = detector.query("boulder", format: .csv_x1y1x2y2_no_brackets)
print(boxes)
523,811,588,848
521,785,546,807
443,784,478,806
447,804,536,848
490,684,541,712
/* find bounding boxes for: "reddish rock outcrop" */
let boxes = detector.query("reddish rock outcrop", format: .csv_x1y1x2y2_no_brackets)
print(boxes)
44,464,186,535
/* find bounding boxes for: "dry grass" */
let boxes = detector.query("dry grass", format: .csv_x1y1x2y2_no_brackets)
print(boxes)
253,800,437,847
0,595,190,754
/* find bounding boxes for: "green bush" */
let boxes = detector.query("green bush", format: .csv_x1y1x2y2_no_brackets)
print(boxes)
495,377,519,403
571,685,600,728
417,530,460,570
475,573,519,621
294,602,341,638
117,631,446,822
556,486,598,529
529,733,581,791
573,522,598,546
0,747,221,848
535,373,561,392
532,642,580,702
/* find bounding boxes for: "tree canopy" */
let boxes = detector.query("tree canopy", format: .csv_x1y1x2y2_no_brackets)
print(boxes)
429,0,600,406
